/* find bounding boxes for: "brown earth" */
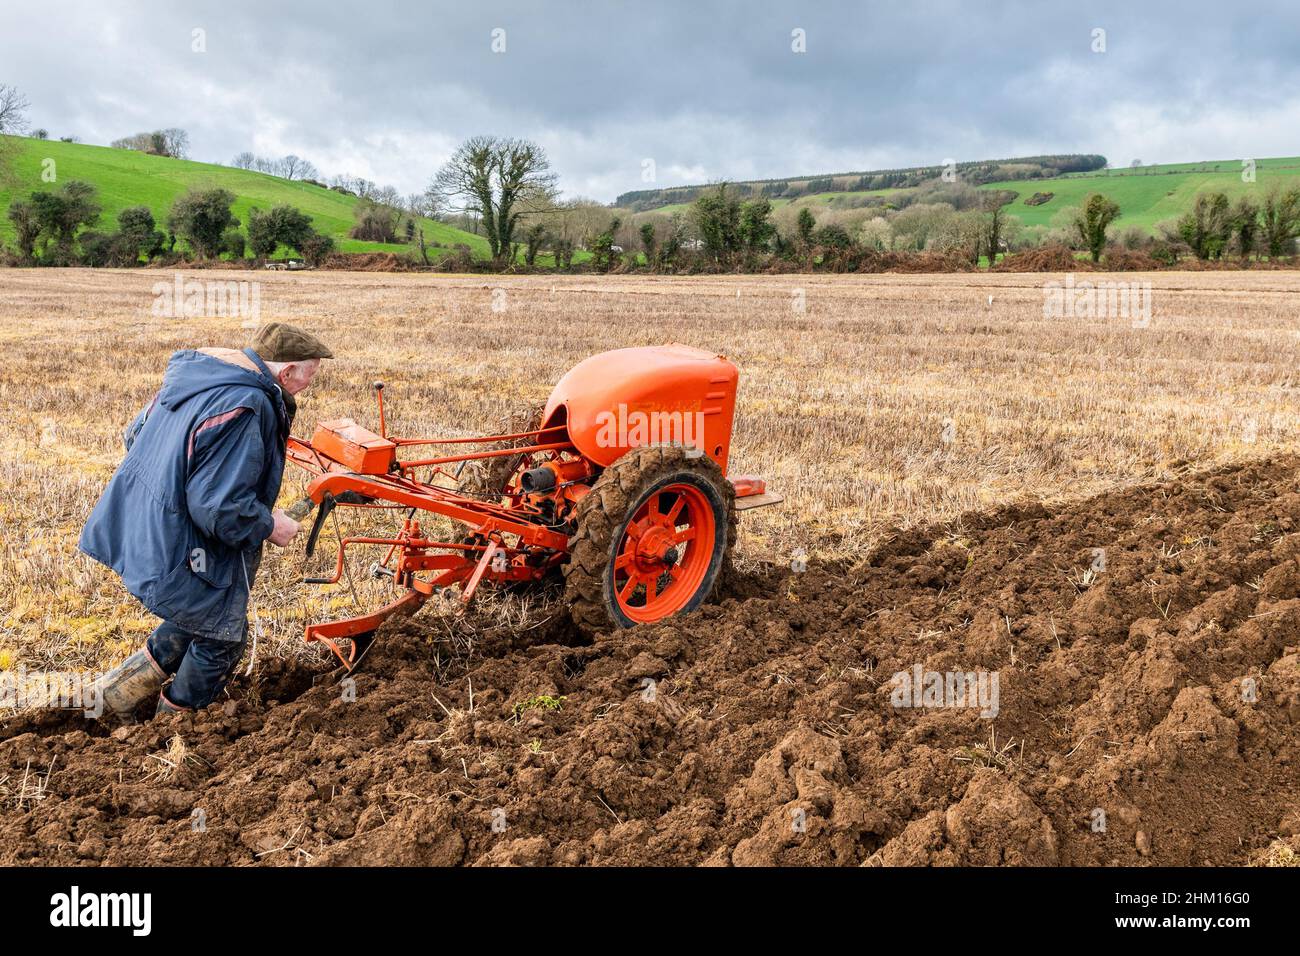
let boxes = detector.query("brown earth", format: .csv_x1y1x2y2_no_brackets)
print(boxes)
2,455,1298,866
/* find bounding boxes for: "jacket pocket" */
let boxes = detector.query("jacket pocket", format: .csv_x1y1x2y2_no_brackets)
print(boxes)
150,546,235,633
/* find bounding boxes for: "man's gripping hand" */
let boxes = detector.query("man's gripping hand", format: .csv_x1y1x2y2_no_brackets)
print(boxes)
268,508,302,547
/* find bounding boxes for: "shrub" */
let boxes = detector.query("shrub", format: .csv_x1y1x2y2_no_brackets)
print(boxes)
6,199,40,262
1073,193,1121,263
77,231,114,267
221,228,246,259
349,199,401,243
168,188,238,258
247,205,317,260
812,223,854,249
116,206,164,262
26,180,102,264
299,231,335,267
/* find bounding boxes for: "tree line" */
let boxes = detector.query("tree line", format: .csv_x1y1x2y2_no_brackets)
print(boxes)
4,180,335,267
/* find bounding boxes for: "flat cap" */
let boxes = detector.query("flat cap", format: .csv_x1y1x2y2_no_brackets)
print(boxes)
250,322,334,362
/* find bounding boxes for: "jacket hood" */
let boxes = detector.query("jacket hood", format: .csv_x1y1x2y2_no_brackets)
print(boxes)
158,348,282,411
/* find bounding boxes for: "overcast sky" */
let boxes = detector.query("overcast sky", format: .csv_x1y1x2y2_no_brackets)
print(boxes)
3,1,1297,201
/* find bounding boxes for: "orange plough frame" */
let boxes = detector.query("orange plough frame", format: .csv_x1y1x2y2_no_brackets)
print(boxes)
286,346,782,670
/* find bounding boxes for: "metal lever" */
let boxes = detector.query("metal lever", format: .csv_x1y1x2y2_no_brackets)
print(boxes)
304,493,337,560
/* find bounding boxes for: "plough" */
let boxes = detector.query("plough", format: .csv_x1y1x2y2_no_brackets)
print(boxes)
285,344,782,670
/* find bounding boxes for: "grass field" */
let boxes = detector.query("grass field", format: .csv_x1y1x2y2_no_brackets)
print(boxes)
638,157,1300,237
0,135,487,257
1,267,1298,682
650,187,909,216
979,156,1300,232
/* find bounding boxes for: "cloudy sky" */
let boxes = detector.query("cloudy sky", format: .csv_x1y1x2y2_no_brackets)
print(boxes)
3,1,1297,201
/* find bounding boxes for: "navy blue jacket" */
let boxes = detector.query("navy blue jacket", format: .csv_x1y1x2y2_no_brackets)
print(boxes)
79,347,292,640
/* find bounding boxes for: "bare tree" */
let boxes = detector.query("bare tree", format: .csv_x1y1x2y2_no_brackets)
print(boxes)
0,84,31,134
404,187,444,221
278,155,304,180
160,128,189,159
433,136,557,262
0,84,29,184
231,151,256,170
111,129,188,158
374,184,403,209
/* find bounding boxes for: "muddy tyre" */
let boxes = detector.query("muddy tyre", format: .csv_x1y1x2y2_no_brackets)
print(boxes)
564,445,736,633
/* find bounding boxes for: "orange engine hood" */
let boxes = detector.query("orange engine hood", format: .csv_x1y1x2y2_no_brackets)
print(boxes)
543,344,739,472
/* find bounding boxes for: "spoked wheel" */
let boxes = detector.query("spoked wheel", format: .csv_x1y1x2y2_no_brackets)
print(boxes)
565,445,736,632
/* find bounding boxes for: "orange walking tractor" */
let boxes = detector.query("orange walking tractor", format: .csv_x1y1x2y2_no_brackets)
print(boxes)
285,344,782,670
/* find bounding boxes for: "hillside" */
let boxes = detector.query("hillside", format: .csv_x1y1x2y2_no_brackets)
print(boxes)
616,154,1106,210
976,157,1300,233
624,155,1300,239
0,135,488,258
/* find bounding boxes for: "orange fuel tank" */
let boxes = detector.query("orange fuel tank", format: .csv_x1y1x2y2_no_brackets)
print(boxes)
542,344,739,472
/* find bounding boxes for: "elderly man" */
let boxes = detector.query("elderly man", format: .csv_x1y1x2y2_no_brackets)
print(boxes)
80,322,333,717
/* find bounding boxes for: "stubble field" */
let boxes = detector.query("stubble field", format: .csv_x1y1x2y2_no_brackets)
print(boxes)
0,268,1297,867
2,267,1297,676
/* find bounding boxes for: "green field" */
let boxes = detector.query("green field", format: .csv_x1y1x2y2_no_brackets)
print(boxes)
0,135,488,257
650,186,910,217
637,157,1300,238
978,157,1300,233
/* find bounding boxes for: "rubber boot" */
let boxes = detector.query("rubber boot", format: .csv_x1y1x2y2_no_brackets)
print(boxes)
98,650,166,717
155,691,190,716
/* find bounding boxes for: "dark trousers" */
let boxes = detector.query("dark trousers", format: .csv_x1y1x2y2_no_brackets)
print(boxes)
145,549,259,710
147,622,247,709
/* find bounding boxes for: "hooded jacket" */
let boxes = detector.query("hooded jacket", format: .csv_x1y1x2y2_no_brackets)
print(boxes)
79,347,292,640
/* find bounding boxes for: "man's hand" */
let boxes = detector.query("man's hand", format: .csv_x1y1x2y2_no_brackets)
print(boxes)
268,508,301,547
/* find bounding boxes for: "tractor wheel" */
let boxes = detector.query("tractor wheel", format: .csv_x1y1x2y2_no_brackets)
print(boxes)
565,445,736,633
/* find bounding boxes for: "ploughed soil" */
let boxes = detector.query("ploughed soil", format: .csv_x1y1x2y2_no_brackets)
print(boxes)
3,456,1299,866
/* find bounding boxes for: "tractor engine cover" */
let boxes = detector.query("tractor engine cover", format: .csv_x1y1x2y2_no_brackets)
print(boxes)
311,418,397,474
542,344,739,473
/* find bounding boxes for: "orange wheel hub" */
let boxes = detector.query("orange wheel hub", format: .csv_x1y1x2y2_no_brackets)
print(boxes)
613,482,716,623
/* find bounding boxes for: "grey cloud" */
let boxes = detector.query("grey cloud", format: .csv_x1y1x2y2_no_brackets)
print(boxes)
3,0,1297,200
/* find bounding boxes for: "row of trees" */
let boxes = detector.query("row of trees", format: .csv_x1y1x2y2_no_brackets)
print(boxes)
5,180,334,267
110,128,190,159
229,152,443,223
231,151,319,182
492,180,1298,274
1165,188,1300,260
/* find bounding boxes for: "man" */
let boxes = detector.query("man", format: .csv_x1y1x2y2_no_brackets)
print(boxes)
80,322,333,717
